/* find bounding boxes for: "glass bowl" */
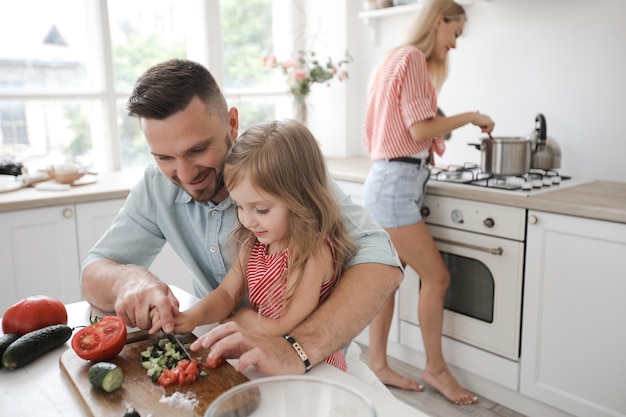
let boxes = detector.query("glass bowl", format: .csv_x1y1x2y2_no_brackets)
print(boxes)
204,375,377,417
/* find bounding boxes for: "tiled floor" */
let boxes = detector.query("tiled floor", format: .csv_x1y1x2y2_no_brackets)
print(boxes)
356,342,527,417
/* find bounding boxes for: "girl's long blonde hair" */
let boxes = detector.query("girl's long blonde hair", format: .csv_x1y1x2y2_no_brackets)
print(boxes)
223,119,358,312
373,0,466,93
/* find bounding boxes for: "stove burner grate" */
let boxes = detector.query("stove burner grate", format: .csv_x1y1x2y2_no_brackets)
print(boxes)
430,164,571,192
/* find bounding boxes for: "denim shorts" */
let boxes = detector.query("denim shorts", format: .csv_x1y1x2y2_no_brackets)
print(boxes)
363,160,430,228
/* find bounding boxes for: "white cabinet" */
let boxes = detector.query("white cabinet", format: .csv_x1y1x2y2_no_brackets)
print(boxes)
0,205,81,312
521,211,626,417
1,199,191,313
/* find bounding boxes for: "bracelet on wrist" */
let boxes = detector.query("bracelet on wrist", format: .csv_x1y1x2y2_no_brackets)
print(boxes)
283,333,312,372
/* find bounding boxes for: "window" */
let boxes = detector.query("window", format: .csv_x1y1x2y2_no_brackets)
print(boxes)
0,0,292,174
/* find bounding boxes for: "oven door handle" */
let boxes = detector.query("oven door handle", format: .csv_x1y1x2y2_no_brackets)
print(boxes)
433,237,504,256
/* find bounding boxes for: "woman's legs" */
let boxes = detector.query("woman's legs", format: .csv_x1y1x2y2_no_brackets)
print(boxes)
368,289,423,391
386,221,478,405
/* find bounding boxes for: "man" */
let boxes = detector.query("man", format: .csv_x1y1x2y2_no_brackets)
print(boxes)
81,59,402,375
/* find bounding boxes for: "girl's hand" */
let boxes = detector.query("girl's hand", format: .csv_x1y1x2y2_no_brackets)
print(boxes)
473,112,495,134
172,311,197,334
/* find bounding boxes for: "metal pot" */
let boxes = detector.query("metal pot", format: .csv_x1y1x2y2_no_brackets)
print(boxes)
529,113,561,170
468,136,531,176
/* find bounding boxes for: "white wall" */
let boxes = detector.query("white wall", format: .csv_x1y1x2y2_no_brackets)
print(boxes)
331,0,626,182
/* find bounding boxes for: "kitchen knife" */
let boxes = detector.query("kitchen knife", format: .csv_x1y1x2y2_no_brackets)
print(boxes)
166,332,192,360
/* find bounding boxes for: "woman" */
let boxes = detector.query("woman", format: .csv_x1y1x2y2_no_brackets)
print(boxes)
362,0,494,405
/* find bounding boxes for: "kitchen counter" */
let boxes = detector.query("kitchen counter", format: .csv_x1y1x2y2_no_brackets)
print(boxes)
0,286,421,417
0,170,139,213
2,160,625,223
327,157,626,224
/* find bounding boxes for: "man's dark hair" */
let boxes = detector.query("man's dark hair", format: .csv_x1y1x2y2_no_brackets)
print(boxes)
127,59,228,121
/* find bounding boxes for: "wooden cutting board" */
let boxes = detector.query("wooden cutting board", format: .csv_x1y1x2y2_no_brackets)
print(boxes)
59,333,250,417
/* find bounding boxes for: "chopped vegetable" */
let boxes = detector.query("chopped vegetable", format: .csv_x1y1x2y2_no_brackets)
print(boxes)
139,338,205,385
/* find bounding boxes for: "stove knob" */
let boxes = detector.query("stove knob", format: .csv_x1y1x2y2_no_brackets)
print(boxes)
451,209,464,224
421,206,431,217
483,217,495,228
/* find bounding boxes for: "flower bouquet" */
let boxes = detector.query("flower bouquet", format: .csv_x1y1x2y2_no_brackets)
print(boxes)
263,50,352,124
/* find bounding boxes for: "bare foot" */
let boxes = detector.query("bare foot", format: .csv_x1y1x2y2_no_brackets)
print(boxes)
372,366,423,391
422,368,478,405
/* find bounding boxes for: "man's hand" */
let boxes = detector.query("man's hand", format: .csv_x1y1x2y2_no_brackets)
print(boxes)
113,275,179,333
190,321,306,375
82,259,180,332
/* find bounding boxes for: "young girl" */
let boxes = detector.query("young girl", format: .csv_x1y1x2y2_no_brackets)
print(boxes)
164,119,357,371
363,0,494,404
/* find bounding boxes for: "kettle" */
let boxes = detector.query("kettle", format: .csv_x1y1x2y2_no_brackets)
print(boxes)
529,113,561,170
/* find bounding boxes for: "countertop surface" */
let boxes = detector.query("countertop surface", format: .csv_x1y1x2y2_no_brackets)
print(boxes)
327,157,626,224
0,286,420,417
2,159,625,224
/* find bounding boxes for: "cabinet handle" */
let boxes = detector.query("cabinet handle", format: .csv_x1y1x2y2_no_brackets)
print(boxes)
433,237,503,256
62,208,74,219
528,215,538,225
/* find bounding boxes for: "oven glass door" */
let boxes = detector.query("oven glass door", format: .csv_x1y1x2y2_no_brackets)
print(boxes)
398,224,524,360
443,252,494,323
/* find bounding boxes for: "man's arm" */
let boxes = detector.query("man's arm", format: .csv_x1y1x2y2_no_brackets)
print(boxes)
290,262,401,364
192,262,402,374
82,258,179,333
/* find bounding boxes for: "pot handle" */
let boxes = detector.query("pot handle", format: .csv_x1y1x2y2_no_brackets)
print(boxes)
467,142,482,150
535,113,547,141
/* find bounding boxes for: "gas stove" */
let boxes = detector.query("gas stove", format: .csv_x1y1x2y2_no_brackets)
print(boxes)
429,163,585,196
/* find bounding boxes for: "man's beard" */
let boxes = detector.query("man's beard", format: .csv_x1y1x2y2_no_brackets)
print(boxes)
180,167,226,203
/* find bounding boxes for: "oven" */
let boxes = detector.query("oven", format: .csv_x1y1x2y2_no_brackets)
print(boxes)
398,194,526,360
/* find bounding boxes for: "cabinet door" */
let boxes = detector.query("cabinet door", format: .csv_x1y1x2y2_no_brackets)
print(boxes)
0,205,80,312
521,211,626,417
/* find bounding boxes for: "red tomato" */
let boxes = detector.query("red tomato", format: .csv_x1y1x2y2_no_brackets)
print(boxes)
71,316,127,361
2,295,68,335
157,359,201,387
204,357,225,369
158,369,177,387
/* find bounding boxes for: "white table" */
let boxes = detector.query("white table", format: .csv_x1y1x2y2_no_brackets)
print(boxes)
0,286,424,417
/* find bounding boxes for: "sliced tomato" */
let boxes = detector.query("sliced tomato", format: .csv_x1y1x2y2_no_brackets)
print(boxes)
158,369,177,387
157,358,201,386
71,316,127,361
204,356,225,369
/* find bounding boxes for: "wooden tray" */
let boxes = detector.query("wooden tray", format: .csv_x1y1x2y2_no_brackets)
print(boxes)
60,333,249,417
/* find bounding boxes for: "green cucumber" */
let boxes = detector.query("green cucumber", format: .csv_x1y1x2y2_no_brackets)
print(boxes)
0,334,20,365
88,361,125,392
2,324,72,368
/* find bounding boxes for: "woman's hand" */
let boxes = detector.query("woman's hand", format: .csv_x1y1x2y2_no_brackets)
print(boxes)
473,112,495,134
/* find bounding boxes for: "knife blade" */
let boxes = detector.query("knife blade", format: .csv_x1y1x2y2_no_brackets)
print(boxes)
166,332,192,360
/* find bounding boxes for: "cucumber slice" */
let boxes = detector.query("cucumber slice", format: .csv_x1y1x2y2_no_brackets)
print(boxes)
88,362,125,393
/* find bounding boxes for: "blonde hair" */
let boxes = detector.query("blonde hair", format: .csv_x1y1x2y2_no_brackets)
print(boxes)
373,0,466,93
223,120,358,312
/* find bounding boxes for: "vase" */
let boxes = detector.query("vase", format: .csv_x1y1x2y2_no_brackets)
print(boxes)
293,95,308,126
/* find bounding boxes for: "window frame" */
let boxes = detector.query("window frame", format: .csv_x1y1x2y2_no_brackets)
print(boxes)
0,0,292,173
